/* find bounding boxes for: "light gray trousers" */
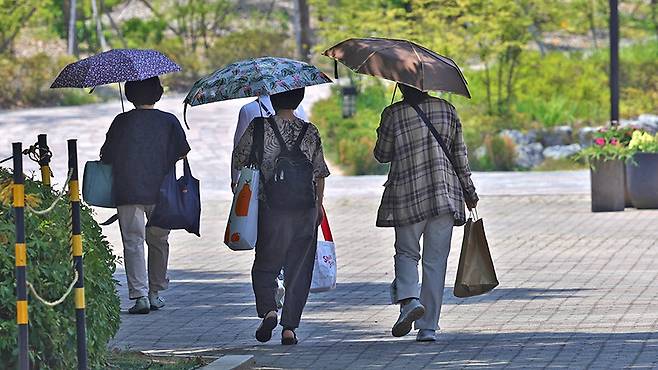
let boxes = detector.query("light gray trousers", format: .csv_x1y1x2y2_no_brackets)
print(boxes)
393,213,454,331
117,205,171,299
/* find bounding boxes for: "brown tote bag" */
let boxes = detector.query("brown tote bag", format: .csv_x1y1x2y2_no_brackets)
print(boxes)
409,103,499,298
453,210,499,297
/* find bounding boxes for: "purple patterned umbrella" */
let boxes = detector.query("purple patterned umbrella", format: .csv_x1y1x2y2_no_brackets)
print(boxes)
50,49,181,88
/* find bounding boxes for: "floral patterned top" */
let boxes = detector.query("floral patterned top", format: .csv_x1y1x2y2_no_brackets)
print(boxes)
232,116,330,199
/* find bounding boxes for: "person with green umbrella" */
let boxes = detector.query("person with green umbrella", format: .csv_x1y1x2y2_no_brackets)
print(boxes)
185,57,332,345
233,87,330,345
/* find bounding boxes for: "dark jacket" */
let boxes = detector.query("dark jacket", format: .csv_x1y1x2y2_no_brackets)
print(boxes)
100,108,190,206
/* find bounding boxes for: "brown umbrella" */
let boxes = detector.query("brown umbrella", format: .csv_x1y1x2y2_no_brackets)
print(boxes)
323,37,471,98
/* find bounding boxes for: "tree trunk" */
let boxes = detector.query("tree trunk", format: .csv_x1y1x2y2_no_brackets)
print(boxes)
91,0,108,51
68,0,78,55
294,0,312,62
105,9,128,48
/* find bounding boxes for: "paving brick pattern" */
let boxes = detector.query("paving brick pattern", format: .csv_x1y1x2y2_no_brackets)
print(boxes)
2,93,657,369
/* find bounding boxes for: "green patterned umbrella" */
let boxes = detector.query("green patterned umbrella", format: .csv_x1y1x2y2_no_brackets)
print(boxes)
184,57,332,107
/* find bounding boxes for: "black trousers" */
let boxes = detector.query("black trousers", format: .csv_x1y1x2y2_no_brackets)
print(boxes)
252,202,317,329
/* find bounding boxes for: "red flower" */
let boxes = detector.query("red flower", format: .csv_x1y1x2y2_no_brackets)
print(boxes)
610,138,619,145
594,138,606,146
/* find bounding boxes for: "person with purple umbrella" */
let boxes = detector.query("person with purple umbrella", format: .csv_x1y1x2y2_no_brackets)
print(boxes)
100,76,190,314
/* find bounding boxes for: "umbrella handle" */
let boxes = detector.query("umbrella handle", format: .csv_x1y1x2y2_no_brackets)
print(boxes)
118,83,125,113
183,103,190,130
391,83,398,105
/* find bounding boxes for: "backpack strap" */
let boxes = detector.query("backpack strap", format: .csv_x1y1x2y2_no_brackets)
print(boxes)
267,116,290,154
294,121,310,150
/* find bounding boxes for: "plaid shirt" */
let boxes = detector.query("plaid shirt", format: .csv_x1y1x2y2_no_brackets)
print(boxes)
374,97,478,227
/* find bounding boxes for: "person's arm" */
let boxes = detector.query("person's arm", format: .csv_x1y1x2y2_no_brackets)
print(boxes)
170,116,191,162
234,105,259,187
452,113,479,209
315,177,325,224
100,117,118,164
374,108,395,163
232,121,256,191
310,126,330,223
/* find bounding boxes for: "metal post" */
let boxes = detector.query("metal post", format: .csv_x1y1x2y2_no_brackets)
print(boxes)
37,134,51,186
13,142,29,370
68,140,87,370
609,0,620,126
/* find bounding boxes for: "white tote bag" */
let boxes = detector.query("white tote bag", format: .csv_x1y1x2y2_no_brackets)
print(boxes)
224,167,259,251
311,207,337,293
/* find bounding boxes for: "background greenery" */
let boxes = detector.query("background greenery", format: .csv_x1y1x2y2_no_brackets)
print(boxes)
0,0,656,172
0,170,120,369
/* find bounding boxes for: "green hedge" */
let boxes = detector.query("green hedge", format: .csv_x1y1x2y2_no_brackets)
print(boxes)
0,169,120,369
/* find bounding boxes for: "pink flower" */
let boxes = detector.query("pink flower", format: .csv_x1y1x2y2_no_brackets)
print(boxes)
610,138,619,145
594,138,606,146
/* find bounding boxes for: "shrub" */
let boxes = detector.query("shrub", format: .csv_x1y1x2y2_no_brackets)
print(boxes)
0,169,120,369
312,83,390,175
471,134,518,171
0,53,101,109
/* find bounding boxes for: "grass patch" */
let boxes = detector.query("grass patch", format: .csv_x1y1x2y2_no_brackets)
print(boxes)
106,351,211,370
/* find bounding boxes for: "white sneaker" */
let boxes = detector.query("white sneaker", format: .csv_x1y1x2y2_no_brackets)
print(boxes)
392,299,425,337
149,293,165,310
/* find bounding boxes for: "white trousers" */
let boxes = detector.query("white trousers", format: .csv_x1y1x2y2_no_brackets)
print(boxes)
393,213,454,330
117,205,170,299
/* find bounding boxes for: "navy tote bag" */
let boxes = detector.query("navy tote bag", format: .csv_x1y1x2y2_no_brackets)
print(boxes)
148,158,201,236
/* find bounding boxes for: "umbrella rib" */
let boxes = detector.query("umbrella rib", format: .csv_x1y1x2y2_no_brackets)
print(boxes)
354,45,399,74
409,42,425,91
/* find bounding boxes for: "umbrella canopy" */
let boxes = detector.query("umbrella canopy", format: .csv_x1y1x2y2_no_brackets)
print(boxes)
323,38,471,98
184,57,332,107
51,49,181,88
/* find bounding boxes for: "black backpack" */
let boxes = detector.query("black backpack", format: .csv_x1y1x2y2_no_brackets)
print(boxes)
265,117,316,210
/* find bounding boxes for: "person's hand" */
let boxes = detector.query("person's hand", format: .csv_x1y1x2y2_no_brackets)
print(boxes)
466,198,478,210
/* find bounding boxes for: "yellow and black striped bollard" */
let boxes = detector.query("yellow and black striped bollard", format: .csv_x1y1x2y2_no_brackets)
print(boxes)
38,134,52,187
68,139,88,370
13,142,29,370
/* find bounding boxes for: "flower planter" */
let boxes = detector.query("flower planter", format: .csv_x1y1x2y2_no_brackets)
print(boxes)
626,153,658,209
624,169,634,208
590,159,625,212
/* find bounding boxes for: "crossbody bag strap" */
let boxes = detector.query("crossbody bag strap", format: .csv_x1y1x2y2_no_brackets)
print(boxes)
259,100,273,116
409,103,468,195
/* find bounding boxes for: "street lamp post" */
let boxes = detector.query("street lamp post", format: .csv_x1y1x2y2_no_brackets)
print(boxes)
609,0,619,126
342,86,357,118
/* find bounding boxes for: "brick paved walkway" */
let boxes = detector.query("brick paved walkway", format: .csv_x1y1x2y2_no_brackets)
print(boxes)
2,94,657,369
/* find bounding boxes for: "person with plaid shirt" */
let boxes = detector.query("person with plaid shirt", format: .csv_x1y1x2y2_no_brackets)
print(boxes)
374,84,478,342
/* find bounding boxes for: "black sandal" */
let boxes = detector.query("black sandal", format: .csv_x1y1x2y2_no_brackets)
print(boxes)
281,328,298,345
255,312,278,343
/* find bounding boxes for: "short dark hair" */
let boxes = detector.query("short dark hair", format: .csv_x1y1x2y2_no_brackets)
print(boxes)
399,83,429,105
125,76,164,106
271,88,305,111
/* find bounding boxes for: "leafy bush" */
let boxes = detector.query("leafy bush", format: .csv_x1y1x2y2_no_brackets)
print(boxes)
0,169,120,369
470,134,518,171
205,29,295,69
312,83,390,175
0,53,101,109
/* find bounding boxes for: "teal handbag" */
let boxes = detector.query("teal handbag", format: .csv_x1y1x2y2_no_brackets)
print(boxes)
82,161,115,208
